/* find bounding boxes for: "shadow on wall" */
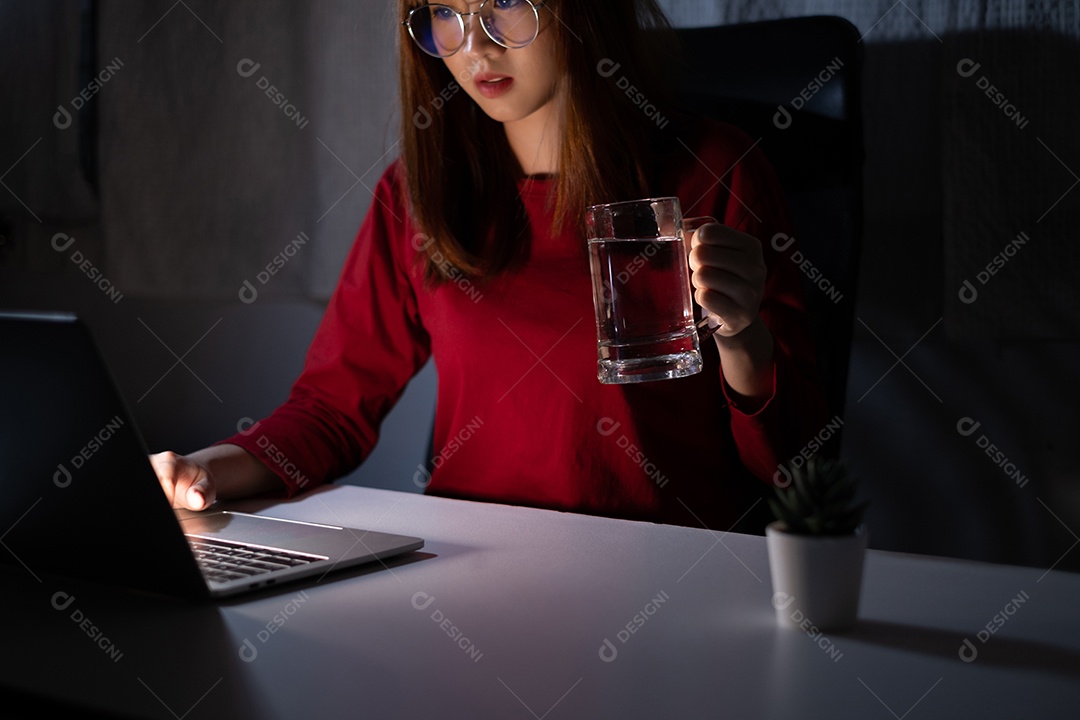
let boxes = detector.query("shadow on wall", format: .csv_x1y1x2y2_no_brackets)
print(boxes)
842,29,1080,572
0,272,438,495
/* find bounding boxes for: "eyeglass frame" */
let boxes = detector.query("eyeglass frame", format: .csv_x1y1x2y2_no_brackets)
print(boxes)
401,1,547,59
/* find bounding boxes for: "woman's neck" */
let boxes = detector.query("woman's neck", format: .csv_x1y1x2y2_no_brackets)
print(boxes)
503,96,563,176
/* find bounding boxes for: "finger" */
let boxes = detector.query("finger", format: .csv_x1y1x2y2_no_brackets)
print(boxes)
689,244,756,275
148,451,180,506
691,223,760,250
690,245,767,286
693,287,756,336
149,451,214,511
183,474,213,511
692,264,757,295
691,265,762,321
692,274,760,317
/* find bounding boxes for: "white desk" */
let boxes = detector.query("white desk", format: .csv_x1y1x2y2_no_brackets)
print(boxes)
5,485,1080,718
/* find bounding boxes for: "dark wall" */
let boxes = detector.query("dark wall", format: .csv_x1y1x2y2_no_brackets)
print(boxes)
2,0,1078,571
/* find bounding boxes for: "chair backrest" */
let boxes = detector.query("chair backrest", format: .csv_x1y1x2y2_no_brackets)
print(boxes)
675,16,864,429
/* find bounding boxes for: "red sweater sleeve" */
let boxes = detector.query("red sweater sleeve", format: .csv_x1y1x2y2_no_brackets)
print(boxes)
219,163,430,495
678,121,828,485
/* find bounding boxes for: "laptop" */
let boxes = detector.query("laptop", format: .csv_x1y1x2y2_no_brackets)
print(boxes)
0,311,424,599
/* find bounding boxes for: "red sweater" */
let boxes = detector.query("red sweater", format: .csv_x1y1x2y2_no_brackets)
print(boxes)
223,120,826,530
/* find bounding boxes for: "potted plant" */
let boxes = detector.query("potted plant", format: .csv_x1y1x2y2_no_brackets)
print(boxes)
766,454,869,632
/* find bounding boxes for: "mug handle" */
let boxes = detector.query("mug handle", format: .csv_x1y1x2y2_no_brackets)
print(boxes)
682,216,724,340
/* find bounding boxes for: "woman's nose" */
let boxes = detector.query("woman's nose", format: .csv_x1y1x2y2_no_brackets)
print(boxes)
460,12,501,56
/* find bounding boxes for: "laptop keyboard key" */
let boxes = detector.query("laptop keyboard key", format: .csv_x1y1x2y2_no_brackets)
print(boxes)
186,536,326,584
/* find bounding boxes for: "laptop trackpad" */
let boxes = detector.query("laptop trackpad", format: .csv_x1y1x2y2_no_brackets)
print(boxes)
178,511,342,555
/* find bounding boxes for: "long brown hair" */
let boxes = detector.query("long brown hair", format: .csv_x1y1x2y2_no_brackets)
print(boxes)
397,0,679,285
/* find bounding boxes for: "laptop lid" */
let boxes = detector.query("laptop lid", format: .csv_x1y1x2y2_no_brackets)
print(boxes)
0,312,423,600
0,312,210,599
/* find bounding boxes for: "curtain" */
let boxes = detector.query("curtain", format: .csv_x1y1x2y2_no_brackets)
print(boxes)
662,0,1080,339
4,0,1078,339
95,0,399,301
0,0,101,267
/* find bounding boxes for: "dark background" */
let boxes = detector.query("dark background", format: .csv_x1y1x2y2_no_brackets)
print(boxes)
1,0,1078,571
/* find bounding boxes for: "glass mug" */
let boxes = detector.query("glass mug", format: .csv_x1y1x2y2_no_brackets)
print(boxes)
586,197,722,384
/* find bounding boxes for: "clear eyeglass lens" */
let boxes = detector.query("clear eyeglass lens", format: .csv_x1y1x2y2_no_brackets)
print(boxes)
408,1,538,57
481,0,539,48
409,5,465,57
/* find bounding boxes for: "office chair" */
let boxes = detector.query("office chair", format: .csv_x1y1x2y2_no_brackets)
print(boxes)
676,16,864,437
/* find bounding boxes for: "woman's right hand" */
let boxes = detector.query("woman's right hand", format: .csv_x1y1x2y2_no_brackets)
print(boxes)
150,451,216,511
149,444,282,511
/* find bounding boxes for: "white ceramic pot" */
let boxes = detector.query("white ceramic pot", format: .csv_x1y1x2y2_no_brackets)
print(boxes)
766,522,868,632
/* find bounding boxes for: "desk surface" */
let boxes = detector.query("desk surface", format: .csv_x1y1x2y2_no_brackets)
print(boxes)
5,485,1080,719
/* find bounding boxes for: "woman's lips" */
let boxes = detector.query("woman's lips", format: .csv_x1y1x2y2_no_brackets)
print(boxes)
474,74,514,99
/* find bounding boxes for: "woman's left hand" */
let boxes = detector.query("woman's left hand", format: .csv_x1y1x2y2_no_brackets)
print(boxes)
688,223,767,337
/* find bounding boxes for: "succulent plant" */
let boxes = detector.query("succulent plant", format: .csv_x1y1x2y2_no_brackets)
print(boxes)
768,455,868,536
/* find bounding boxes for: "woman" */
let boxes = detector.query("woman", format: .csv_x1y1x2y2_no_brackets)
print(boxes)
153,0,826,532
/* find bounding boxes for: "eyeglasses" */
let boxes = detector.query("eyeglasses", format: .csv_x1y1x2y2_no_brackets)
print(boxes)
402,1,545,58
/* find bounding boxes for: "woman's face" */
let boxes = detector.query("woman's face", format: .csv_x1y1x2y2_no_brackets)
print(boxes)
439,1,563,126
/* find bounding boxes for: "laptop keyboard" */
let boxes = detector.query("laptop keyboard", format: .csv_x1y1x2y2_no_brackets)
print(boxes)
188,537,326,583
